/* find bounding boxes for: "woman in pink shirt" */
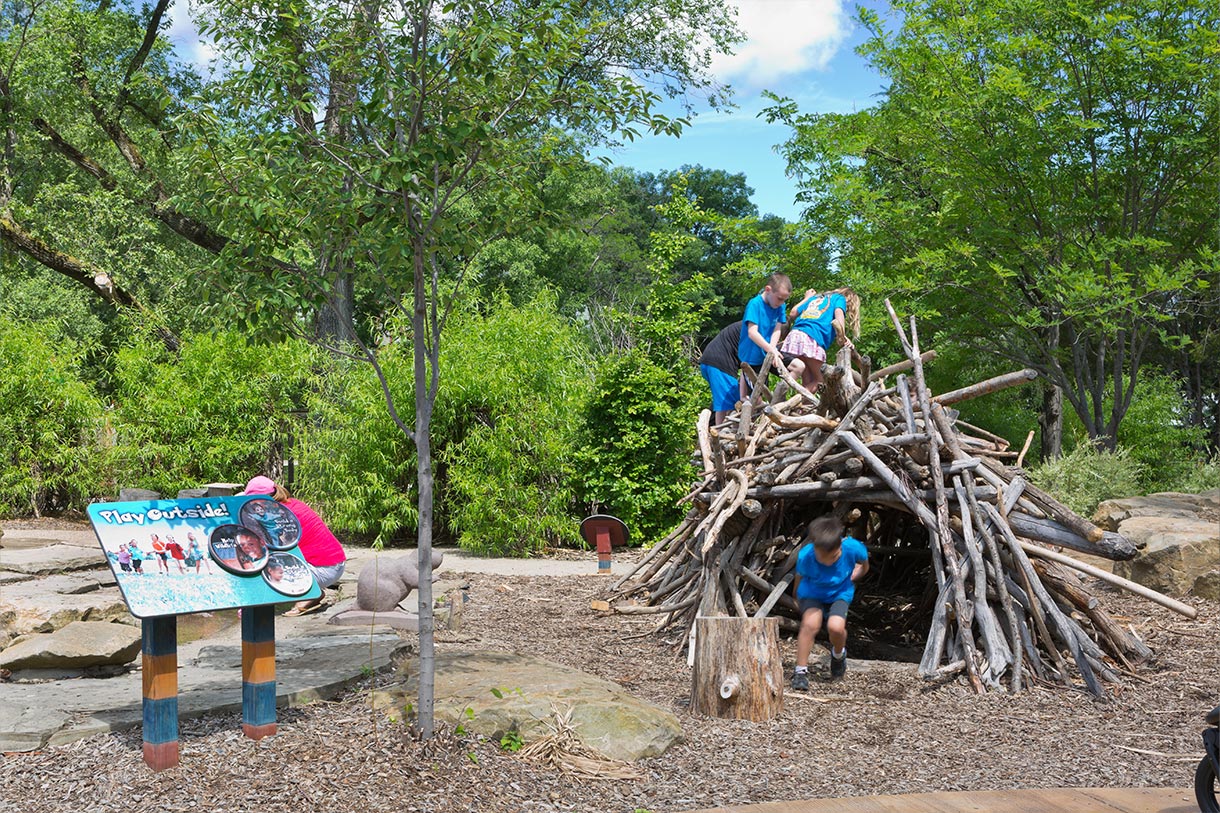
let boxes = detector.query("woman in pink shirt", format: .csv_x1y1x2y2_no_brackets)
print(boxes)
241,475,347,616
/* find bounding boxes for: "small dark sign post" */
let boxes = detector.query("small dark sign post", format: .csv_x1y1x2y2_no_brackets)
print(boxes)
579,514,628,573
88,496,321,770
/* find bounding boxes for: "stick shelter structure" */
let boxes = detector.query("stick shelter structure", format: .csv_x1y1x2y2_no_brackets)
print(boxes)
611,301,1185,698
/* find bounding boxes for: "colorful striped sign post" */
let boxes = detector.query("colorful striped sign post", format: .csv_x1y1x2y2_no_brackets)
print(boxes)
241,605,277,739
140,617,179,770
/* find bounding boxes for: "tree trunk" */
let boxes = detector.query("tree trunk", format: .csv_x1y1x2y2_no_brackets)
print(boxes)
1039,382,1062,462
412,231,436,739
690,616,783,721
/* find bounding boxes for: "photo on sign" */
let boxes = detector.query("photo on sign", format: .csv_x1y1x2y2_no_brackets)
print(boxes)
262,552,314,597
239,498,302,551
209,524,269,575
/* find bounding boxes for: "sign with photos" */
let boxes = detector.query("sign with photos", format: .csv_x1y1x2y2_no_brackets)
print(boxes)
87,496,321,618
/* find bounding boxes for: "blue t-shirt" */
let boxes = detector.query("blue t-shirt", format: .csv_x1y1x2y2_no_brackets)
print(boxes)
792,292,846,350
737,292,787,366
795,536,868,603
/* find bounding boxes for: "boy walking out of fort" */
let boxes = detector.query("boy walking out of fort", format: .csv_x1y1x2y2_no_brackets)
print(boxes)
792,515,869,689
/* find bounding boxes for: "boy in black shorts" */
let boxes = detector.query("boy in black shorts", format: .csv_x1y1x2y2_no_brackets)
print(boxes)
791,515,869,689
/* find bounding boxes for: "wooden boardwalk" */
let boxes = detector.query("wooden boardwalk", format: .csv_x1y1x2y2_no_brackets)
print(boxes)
686,787,1197,813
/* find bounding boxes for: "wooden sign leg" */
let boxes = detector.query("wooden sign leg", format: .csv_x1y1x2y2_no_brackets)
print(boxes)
241,605,277,739
596,528,612,573
141,616,179,770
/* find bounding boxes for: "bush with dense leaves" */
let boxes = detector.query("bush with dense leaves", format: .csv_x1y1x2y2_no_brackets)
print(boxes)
437,293,592,555
1027,442,1142,518
109,331,315,497
575,350,703,542
0,320,108,516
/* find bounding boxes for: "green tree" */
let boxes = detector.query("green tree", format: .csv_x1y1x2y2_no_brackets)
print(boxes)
183,0,740,739
767,0,1219,456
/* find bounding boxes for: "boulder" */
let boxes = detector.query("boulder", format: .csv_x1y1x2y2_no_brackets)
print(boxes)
0,621,141,670
380,650,683,762
1112,516,1220,597
1093,489,1220,532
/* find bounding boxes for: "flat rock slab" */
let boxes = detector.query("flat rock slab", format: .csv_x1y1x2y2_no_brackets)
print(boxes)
0,626,408,752
1,620,141,670
685,786,1196,813
1093,489,1220,531
0,543,106,575
329,608,420,631
0,572,130,636
381,650,684,762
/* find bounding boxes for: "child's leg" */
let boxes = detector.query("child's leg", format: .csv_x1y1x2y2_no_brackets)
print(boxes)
795,602,825,669
826,600,850,654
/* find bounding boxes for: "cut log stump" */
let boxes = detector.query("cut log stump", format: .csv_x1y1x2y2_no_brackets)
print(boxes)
690,616,783,721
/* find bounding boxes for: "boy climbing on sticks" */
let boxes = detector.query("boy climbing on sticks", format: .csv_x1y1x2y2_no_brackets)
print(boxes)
791,515,869,689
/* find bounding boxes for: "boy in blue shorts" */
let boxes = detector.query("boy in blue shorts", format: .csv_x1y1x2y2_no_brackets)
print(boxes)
698,321,742,425
791,515,869,689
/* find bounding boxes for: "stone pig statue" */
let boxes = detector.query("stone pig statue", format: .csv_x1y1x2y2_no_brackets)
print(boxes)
355,549,445,612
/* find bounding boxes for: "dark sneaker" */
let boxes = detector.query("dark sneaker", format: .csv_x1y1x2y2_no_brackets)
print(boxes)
830,653,847,681
791,670,810,691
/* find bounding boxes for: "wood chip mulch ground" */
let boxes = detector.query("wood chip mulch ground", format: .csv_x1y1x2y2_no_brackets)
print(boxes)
1,563,1217,813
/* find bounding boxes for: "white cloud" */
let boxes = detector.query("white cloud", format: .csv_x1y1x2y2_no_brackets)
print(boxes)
166,1,218,73
711,0,850,89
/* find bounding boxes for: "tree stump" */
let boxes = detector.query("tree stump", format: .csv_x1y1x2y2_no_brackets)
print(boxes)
690,616,783,721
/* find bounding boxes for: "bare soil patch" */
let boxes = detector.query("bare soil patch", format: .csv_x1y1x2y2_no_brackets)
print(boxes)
1,563,1217,813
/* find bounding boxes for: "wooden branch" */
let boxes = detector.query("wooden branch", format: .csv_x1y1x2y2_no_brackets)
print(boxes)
932,369,1039,406
1018,541,1197,619
869,350,937,382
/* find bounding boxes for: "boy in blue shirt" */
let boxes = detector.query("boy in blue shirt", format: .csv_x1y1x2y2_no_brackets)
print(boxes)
736,272,792,395
792,515,869,689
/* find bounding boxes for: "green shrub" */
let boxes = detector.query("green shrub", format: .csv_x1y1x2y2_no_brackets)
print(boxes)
295,350,419,546
0,320,108,515
437,293,592,555
110,330,315,496
1115,371,1210,492
1027,441,1143,517
576,350,702,542
1173,455,1220,494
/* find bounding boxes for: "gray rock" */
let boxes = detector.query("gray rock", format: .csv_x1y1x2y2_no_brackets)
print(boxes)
356,549,444,612
0,544,107,576
0,571,130,637
328,608,420,631
118,488,161,501
1112,516,1220,597
0,620,141,670
381,650,683,762
1093,489,1220,531
177,487,209,499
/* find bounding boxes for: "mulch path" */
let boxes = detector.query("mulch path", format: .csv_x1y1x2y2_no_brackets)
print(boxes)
1,551,1217,813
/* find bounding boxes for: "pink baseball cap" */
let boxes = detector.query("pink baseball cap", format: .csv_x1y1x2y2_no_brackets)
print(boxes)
241,475,276,496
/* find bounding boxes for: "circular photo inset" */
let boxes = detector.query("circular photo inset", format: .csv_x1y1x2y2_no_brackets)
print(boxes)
209,524,269,575
262,552,314,597
239,497,302,551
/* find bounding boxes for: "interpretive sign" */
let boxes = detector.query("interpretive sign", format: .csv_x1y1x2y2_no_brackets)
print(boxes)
86,495,321,770
87,495,320,617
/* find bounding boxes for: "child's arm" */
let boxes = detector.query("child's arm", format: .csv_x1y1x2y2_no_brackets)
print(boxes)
832,308,853,350
850,558,869,582
746,322,782,361
785,289,814,317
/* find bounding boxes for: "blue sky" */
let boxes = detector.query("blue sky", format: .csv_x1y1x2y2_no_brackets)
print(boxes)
165,0,891,223
604,0,893,222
